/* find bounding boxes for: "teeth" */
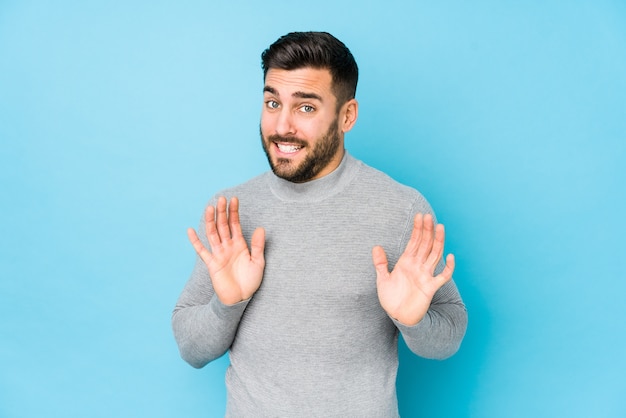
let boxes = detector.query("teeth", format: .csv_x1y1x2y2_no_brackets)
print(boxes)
277,143,302,153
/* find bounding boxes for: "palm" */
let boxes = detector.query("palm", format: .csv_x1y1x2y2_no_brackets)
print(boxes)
373,213,454,326
188,196,265,305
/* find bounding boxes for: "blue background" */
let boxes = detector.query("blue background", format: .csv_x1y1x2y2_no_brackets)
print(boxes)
1,1,625,417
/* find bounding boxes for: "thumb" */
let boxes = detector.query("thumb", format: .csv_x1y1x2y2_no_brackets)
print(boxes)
372,246,390,280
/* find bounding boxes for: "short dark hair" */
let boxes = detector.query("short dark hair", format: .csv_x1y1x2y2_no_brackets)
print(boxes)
261,32,359,106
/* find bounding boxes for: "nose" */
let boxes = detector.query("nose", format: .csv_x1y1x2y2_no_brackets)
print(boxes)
275,109,296,137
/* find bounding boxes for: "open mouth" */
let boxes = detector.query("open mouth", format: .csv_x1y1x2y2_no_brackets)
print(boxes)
275,142,304,154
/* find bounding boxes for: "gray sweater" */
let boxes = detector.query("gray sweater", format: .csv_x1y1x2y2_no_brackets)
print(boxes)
172,152,467,417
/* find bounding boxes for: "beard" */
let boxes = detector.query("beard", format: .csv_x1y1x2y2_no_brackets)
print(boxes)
260,118,342,183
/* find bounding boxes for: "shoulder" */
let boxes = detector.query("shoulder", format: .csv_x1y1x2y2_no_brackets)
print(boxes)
209,171,273,203
196,172,273,233
350,157,434,215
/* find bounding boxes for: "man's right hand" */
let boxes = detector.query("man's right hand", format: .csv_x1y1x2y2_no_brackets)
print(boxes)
187,196,266,305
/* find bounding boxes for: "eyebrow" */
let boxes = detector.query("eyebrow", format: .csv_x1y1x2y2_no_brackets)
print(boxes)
263,86,323,102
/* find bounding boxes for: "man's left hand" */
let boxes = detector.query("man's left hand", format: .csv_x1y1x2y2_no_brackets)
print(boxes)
372,213,455,326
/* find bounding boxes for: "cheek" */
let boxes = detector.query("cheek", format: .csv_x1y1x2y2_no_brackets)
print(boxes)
294,118,321,138
260,111,280,134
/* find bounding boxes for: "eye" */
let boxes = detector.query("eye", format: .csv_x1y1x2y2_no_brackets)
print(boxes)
266,100,280,110
299,105,315,113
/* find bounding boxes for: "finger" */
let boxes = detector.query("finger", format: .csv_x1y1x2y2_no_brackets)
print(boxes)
436,253,456,285
403,213,424,257
187,227,213,265
415,213,435,262
250,227,266,264
372,246,390,280
228,197,243,239
425,223,446,269
204,204,222,250
215,196,231,241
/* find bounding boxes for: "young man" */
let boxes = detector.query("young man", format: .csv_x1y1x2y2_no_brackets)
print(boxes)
172,32,467,417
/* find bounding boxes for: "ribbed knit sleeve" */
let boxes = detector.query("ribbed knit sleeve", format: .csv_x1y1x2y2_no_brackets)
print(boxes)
172,294,249,368
171,201,250,368
392,197,468,359
393,279,468,359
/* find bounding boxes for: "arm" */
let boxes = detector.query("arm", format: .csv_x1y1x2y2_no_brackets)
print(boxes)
373,212,467,359
393,279,467,359
172,196,266,368
171,265,249,368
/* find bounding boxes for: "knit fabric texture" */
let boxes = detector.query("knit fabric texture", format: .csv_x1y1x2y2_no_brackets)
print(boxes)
172,152,467,417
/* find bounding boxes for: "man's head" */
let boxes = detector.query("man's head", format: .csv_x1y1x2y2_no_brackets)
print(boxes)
260,32,359,183
261,32,358,108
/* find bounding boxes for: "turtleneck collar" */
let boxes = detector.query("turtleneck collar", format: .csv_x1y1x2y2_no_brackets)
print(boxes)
268,151,360,202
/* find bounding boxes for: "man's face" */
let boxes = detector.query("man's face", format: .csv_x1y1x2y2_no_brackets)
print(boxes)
260,67,345,183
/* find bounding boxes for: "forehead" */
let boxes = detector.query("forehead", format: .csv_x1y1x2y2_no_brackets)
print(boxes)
264,67,334,99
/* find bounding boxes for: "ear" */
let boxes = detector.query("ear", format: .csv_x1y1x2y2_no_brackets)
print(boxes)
340,99,359,133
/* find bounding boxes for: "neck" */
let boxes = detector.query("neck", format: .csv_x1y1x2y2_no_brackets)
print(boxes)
268,151,359,202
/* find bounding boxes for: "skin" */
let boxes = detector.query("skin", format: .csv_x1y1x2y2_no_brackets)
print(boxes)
260,67,357,182
187,67,455,326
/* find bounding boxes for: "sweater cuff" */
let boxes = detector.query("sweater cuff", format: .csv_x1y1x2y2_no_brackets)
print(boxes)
391,313,431,337
209,295,250,321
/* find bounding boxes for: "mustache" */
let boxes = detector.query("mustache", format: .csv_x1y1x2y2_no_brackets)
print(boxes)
266,134,308,147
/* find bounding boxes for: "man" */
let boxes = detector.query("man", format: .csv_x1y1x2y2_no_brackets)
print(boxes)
172,31,467,417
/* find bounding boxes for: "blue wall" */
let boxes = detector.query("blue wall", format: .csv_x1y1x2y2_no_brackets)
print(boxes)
1,1,624,417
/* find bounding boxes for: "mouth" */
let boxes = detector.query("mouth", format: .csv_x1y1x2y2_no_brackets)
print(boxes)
274,141,304,155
